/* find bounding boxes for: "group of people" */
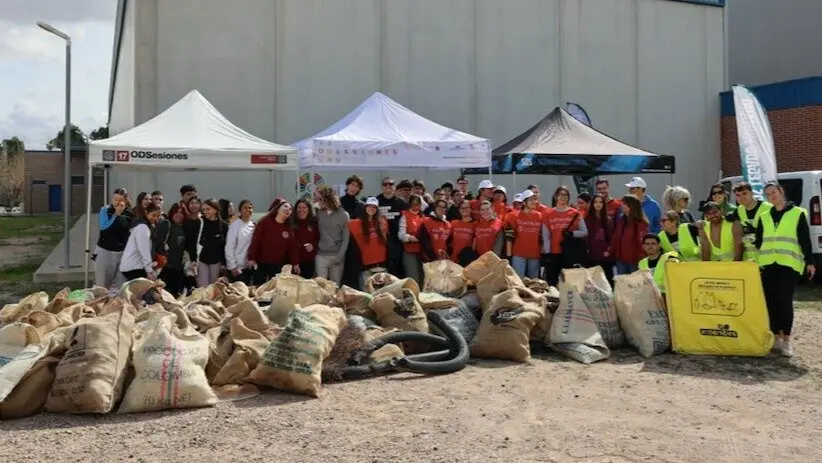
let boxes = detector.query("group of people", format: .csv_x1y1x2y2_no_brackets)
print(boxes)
93,173,815,357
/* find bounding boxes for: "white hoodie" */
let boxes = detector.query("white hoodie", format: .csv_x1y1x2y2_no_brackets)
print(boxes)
119,223,155,276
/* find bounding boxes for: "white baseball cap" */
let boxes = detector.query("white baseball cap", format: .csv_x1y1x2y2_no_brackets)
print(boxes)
478,180,494,190
513,193,524,203
365,197,379,207
494,185,507,195
519,190,535,201
625,177,647,189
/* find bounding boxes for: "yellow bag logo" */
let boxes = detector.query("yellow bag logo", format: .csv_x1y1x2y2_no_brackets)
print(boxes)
698,324,739,338
690,278,744,316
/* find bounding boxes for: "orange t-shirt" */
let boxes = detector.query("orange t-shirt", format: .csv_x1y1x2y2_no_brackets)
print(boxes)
450,219,476,261
605,198,622,220
493,202,511,220
542,207,581,254
503,210,520,229
511,210,543,259
535,203,550,214
470,196,493,220
422,217,452,260
349,218,388,266
474,218,503,255
402,210,424,254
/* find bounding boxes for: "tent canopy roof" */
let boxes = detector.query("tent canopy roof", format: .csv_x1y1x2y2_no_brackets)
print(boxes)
294,92,491,169
493,107,664,157
89,90,297,170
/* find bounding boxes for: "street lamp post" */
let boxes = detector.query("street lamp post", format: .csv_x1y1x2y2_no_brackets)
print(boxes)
37,21,72,269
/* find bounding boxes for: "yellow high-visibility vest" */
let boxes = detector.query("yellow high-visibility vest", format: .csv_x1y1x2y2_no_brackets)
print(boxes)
758,206,807,274
704,220,735,261
639,251,680,293
658,224,700,261
738,202,772,262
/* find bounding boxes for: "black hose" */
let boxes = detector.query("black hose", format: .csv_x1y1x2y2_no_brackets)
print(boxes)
393,311,469,374
350,331,449,365
338,349,454,380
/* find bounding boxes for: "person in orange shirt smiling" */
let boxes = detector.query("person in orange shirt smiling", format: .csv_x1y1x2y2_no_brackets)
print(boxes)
474,200,505,257
419,199,453,262
510,190,545,278
541,185,589,285
449,201,476,263
348,197,389,286
492,186,512,219
470,179,496,219
527,184,550,214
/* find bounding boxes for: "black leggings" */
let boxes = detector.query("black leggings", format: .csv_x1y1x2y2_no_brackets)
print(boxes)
228,268,254,285
299,259,316,279
761,264,799,336
253,262,285,286
122,269,148,281
159,267,185,297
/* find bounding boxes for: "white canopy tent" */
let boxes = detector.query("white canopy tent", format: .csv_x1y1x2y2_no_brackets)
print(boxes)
293,92,492,170
84,89,298,286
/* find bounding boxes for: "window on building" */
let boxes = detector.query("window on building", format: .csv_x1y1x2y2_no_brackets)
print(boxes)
32,179,46,185
71,176,84,186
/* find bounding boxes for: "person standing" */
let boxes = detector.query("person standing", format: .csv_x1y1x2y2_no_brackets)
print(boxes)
449,201,476,263
293,198,320,278
474,200,505,257
509,190,544,279
585,194,615,285
446,190,466,221
341,175,366,219
133,192,152,221
225,199,255,284
575,193,591,219
315,185,350,286
595,179,622,220
756,182,815,357
178,184,197,216
637,234,680,295
398,195,426,284
151,191,165,217
248,198,300,284
158,203,188,297
219,199,236,224
541,186,588,285
662,186,695,223
470,180,496,219
456,175,474,200
186,198,228,287
699,201,743,262
419,199,452,261
95,188,133,288
658,210,701,261
348,197,389,285
119,203,163,281
526,185,550,214
611,194,649,275
377,176,409,277
625,177,662,233
705,183,735,216
727,181,772,262
492,186,511,219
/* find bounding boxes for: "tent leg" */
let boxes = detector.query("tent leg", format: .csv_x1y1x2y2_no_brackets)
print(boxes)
296,164,301,199
512,172,517,192
83,163,94,289
103,165,109,201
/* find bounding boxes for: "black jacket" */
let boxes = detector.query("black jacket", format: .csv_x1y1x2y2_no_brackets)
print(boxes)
97,207,133,252
341,194,366,220
186,217,228,265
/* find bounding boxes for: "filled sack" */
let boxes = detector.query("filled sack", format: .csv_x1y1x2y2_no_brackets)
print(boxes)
118,309,217,413
0,323,47,404
266,265,333,326
429,304,479,344
364,272,399,293
614,270,671,358
470,288,546,362
423,260,467,298
184,300,226,333
476,260,524,311
372,278,421,299
370,289,429,334
562,266,624,349
418,292,463,311
322,315,399,382
0,291,49,324
463,251,502,285
211,277,252,307
335,285,375,319
46,308,134,414
248,304,346,396
549,283,611,364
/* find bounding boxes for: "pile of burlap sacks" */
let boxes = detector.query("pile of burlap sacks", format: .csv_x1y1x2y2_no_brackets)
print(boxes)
0,252,670,419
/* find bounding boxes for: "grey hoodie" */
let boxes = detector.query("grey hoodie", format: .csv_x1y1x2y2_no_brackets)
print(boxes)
317,207,350,261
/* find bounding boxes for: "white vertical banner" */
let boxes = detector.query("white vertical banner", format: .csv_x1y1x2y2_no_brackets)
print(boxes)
732,85,778,199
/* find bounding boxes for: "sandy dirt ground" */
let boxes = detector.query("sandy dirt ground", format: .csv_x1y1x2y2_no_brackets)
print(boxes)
3,312,821,463
0,236,43,267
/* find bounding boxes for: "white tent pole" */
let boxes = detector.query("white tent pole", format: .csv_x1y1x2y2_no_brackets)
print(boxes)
513,172,517,192
103,165,108,200
296,161,301,199
83,163,94,288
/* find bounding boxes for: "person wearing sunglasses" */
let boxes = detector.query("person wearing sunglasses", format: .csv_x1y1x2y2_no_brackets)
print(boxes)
376,176,409,277
705,183,735,216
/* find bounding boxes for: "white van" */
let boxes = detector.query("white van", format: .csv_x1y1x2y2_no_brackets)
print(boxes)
718,171,822,267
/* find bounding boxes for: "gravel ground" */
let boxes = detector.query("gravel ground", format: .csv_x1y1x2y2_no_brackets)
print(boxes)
3,311,822,463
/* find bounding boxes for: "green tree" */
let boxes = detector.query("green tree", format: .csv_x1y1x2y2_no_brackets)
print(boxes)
46,124,87,151
89,125,109,140
1,136,25,159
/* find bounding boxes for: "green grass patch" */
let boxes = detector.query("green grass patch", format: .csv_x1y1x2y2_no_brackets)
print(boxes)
0,215,71,239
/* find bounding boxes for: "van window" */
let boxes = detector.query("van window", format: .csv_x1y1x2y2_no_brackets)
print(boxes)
780,179,803,205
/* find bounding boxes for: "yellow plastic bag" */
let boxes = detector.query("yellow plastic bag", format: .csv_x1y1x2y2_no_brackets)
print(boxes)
664,261,774,356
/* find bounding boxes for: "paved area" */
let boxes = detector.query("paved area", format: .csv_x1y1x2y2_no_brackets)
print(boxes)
34,214,97,284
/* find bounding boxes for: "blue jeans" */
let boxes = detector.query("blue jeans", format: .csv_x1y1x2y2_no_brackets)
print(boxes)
511,256,541,279
615,261,638,276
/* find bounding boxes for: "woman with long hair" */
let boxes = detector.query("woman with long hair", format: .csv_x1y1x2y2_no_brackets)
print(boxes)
576,192,592,219
186,198,228,287
492,186,511,219
474,200,505,257
662,186,695,223
95,187,132,289
248,198,300,285
315,185,350,286
348,197,389,285
658,209,701,261
510,190,545,279
705,183,735,216
398,194,426,285
158,203,188,296
186,196,202,221
292,198,320,278
449,200,476,263
219,199,237,224
119,203,163,281
541,185,588,285
585,194,615,285
419,199,453,261
225,199,255,284
611,194,649,275
132,192,152,220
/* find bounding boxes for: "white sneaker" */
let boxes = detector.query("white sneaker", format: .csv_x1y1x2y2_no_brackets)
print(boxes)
772,338,783,353
781,341,794,358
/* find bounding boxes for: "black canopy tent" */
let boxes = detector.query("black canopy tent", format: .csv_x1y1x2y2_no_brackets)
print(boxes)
462,107,675,176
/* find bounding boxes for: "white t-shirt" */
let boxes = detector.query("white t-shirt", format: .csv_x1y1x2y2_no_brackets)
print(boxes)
225,219,255,270
119,223,155,275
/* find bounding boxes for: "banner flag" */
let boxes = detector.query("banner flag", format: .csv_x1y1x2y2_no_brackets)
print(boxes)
731,85,778,199
566,103,597,196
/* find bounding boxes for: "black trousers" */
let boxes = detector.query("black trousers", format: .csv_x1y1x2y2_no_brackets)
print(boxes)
121,269,148,281
228,268,254,285
253,262,284,286
543,254,564,286
387,240,405,278
159,267,185,297
299,259,316,279
761,263,799,336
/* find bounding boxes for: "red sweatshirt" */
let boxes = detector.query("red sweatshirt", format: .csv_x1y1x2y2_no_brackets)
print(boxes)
611,217,648,265
248,214,299,265
349,218,388,266
293,218,320,264
449,219,476,261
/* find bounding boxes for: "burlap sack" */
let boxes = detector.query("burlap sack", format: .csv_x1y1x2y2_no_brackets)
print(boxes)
477,260,524,311
614,270,671,358
364,272,399,293
549,283,611,364
429,304,479,344
21,311,61,338
185,300,226,333
180,286,211,305
46,307,134,414
223,299,274,333
54,303,97,327
323,316,404,382
370,289,428,333
463,251,502,285
336,285,375,319
119,278,166,308
0,323,46,404
372,278,421,299
418,292,462,311
211,317,273,386
205,327,234,382
562,266,624,348
118,309,217,413
43,288,79,314
211,277,252,307
470,288,546,362
423,260,467,298
266,265,333,326
248,304,346,396
0,291,49,324
313,277,339,296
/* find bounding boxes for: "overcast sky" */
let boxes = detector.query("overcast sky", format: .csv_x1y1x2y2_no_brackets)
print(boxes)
0,0,115,149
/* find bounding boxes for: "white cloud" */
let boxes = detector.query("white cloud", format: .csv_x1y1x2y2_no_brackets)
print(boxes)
0,20,89,62
0,99,61,148
1,0,115,24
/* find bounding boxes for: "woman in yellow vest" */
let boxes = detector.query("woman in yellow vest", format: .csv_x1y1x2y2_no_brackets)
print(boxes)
638,234,680,295
698,201,743,262
726,181,772,262
658,210,701,261
755,182,816,357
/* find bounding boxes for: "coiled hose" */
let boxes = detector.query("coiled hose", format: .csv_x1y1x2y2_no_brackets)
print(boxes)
339,310,470,380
